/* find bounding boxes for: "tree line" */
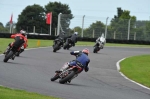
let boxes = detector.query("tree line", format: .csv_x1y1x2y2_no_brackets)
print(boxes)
0,1,150,40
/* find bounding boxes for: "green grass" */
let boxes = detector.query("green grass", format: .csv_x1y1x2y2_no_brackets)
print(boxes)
0,86,59,99
1,38,150,54
120,55,150,88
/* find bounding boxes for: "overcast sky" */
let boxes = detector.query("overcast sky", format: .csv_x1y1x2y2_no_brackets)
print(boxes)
0,0,149,28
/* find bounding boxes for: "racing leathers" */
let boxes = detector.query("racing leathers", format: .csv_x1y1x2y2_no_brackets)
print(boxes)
3,33,28,54
53,32,65,47
59,51,90,73
67,33,78,47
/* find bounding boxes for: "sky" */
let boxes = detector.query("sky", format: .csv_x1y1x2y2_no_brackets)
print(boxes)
0,0,150,28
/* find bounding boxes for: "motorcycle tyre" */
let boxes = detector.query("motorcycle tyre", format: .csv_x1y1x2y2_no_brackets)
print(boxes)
53,44,58,52
3,51,13,62
16,52,20,56
63,44,68,50
59,71,75,84
51,74,60,81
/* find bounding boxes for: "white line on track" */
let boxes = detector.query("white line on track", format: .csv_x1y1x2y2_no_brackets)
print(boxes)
116,58,150,90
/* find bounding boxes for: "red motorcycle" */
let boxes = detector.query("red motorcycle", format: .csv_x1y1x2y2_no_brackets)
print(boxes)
51,62,83,84
3,38,24,62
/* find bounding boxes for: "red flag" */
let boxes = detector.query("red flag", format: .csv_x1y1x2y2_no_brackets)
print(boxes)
10,14,13,24
46,12,52,24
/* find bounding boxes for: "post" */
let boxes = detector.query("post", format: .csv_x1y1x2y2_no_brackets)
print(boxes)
81,15,85,37
50,24,51,35
134,24,136,40
9,24,12,34
127,18,131,40
93,29,95,38
33,26,35,33
134,32,136,40
11,25,14,33
50,12,52,35
55,28,57,36
57,13,62,36
114,31,116,39
105,17,109,38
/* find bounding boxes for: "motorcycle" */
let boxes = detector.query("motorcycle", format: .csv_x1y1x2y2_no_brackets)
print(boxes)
51,62,83,84
63,38,72,50
93,42,104,53
93,33,106,53
53,38,63,52
15,45,25,56
3,39,24,62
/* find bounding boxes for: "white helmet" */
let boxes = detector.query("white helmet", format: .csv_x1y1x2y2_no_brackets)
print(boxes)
20,30,26,36
74,32,78,35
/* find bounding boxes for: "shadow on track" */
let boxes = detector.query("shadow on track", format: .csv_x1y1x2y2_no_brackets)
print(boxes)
0,61,25,65
50,81,89,87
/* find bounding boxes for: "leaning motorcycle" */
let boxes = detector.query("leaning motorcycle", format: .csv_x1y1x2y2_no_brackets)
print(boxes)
15,45,25,56
51,62,83,84
63,38,72,50
53,39,63,52
93,42,104,53
3,38,24,62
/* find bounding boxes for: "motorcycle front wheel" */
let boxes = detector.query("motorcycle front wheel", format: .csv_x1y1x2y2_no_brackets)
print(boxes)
51,74,60,81
63,43,68,50
3,51,14,62
53,44,59,52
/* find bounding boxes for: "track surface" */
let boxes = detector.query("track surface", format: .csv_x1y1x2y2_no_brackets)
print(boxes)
0,46,150,99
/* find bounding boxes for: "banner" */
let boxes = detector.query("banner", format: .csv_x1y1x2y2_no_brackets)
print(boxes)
10,14,13,24
46,12,52,24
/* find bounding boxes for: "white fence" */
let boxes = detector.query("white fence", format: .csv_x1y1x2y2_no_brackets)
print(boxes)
57,14,150,41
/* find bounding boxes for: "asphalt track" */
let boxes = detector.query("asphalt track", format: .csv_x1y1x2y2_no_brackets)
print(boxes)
0,46,150,99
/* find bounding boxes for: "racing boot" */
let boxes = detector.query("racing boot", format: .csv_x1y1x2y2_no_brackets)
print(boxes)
55,63,69,73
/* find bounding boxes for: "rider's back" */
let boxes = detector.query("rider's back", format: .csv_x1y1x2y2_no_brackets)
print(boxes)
76,52,90,68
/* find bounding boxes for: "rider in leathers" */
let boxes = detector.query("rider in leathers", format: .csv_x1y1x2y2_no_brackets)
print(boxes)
3,30,27,55
66,32,78,47
56,48,90,74
94,33,106,49
53,31,65,47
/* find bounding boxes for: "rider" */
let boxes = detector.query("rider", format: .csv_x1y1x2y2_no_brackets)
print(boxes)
67,32,78,47
94,33,106,49
3,30,28,55
19,30,28,53
56,48,90,75
53,31,65,47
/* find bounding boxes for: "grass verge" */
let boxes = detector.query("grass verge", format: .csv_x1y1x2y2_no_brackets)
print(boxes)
0,86,59,99
120,55,150,88
1,38,150,54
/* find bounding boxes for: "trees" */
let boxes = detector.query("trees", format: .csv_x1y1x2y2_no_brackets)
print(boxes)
16,4,46,33
110,7,136,40
0,22,10,33
45,2,73,35
15,2,73,35
0,22,4,27
84,21,105,38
